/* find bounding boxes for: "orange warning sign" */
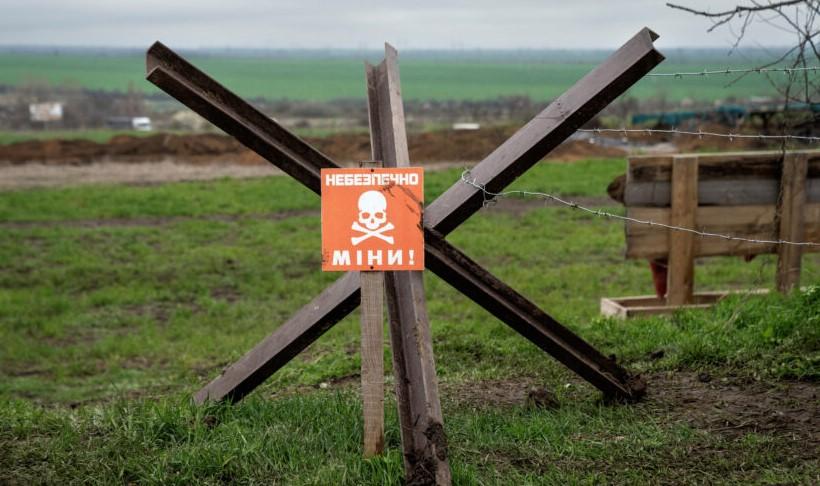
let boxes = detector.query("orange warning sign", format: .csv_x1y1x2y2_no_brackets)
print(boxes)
321,167,424,271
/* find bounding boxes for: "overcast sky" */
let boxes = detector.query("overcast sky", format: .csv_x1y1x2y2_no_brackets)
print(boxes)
0,0,799,50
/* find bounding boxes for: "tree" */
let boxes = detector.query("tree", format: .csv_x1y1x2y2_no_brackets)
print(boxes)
668,1,819,109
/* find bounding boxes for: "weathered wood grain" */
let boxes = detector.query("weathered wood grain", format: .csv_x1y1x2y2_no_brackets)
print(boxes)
624,204,820,259
425,28,664,235
666,156,698,305
359,270,385,457
366,46,451,484
777,153,809,292
193,272,360,404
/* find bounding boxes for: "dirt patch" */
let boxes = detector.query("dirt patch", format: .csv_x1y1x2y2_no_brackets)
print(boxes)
441,371,819,446
0,128,625,167
642,371,819,445
0,161,281,190
441,377,543,409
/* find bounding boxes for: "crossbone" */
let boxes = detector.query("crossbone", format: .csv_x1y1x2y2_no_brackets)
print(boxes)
351,221,395,246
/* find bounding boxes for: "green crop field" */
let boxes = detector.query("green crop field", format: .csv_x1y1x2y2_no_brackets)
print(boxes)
1,160,818,484
0,49,784,102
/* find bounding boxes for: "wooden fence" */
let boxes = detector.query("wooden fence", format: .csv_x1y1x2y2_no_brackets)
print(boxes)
602,149,819,318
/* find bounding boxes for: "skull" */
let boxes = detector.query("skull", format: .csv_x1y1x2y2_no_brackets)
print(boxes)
357,190,387,230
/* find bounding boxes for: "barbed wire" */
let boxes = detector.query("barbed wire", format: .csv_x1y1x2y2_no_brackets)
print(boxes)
577,128,820,142
460,170,820,248
646,66,820,77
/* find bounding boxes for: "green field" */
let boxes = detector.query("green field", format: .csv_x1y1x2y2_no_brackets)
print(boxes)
0,50,784,102
1,160,818,484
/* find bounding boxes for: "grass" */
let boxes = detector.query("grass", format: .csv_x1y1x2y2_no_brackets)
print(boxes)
0,51,781,102
1,159,818,483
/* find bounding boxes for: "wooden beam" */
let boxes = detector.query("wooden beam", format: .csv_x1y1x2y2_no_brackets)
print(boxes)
146,41,337,195
424,27,664,236
627,150,820,183
146,32,662,405
193,272,360,404
357,160,385,457
423,228,643,400
625,203,820,259
366,45,451,485
624,178,820,207
777,153,809,292
666,156,698,306
359,270,385,457
624,151,820,207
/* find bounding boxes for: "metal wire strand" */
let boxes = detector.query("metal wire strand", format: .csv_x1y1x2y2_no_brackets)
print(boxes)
577,128,820,142
646,66,820,77
460,170,820,248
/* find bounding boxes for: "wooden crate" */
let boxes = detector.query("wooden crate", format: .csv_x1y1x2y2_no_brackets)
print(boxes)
600,289,769,319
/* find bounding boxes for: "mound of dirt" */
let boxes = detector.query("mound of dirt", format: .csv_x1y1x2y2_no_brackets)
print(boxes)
0,127,625,166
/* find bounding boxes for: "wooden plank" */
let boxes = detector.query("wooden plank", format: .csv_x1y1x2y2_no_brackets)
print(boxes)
666,156,698,306
366,45,451,484
146,42,337,195
624,178,820,207
358,160,384,458
193,272,360,404
424,28,664,236
627,150,820,184
624,203,820,259
600,290,770,319
777,153,809,292
359,270,384,457
600,297,627,318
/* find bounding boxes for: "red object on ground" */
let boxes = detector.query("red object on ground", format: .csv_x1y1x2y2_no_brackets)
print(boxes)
649,259,668,298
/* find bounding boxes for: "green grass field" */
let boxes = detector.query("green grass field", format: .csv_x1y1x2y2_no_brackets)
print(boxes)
1,160,818,484
0,51,783,102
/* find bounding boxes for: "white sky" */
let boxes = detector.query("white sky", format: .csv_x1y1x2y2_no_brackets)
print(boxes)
0,0,800,50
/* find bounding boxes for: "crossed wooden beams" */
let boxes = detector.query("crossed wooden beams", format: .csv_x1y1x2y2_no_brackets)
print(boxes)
146,27,663,481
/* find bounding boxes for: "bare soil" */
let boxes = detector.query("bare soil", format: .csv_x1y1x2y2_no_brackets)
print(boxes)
277,368,818,447
644,372,819,444
440,371,819,447
0,128,626,167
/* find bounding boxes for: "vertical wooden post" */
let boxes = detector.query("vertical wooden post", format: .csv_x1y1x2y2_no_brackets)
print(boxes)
776,153,808,293
366,45,451,485
359,160,385,457
667,155,698,306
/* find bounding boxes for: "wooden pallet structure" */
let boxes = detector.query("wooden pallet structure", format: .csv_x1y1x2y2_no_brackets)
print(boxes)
146,28,664,484
602,150,819,318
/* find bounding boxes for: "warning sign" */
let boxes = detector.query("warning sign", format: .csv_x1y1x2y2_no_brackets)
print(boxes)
321,167,424,271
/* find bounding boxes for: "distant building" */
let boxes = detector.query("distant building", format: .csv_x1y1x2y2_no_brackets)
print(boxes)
106,116,152,131
29,102,63,122
452,122,480,130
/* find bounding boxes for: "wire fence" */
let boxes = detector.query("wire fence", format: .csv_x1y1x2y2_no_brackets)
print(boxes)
646,66,820,77
460,170,820,248
577,128,820,143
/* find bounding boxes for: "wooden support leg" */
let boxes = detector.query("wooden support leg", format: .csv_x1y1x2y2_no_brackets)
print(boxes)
193,272,360,404
147,32,662,407
777,153,808,293
360,271,385,457
667,156,698,306
367,45,451,484
358,159,385,457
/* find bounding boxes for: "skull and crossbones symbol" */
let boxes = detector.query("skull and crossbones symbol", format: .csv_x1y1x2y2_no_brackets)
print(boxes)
351,190,394,246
